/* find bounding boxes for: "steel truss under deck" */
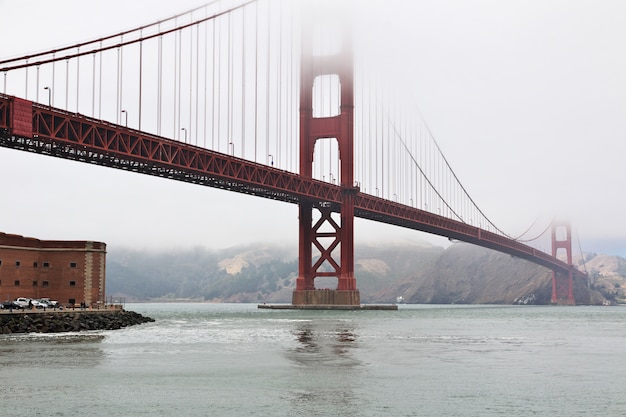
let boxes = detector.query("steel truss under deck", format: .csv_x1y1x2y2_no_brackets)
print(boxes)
0,94,576,280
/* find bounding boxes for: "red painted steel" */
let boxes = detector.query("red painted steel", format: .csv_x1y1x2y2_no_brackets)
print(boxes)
296,14,357,294
0,94,577,279
551,221,575,304
0,96,9,130
10,97,33,138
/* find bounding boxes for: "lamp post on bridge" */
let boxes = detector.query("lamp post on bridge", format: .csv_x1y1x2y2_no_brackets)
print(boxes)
181,128,187,143
121,110,128,127
268,154,274,166
43,86,51,107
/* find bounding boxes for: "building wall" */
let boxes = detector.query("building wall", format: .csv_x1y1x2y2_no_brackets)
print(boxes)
0,232,106,306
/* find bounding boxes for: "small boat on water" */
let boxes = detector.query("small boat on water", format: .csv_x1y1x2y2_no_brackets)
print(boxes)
396,296,405,304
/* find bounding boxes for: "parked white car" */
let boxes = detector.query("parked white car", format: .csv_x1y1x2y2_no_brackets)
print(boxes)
39,298,59,308
15,297,31,308
31,299,45,308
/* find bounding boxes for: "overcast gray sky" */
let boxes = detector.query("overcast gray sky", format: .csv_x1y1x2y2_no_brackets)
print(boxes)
1,0,625,256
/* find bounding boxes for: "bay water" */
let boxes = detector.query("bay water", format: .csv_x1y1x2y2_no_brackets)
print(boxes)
1,303,625,416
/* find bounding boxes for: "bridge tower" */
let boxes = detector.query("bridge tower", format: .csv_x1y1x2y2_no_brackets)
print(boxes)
292,7,360,306
551,221,575,305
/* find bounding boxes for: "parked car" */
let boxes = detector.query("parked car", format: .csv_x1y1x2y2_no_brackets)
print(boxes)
15,297,31,308
2,301,22,310
36,300,53,309
39,298,59,308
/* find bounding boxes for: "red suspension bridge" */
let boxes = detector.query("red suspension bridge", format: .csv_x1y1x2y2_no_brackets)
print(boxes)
0,0,584,305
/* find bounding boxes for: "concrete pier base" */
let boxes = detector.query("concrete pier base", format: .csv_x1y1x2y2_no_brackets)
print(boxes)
257,289,397,310
292,289,361,306
258,303,398,310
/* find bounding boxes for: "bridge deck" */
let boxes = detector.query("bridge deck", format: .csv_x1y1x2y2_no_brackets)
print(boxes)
0,94,574,275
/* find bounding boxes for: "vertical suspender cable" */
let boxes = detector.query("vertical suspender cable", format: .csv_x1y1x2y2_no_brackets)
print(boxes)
373,77,377,195
379,86,382,198
360,69,365,188
139,34,143,131
97,47,101,119
389,91,400,201
428,127,437,213
285,3,291,171
265,2,271,166
217,17,222,150
157,32,162,135
189,23,193,144
389,93,393,198
66,59,70,112
177,27,182,140
277,3,282,168
254,2,259,162
409,106,414,205
36,65,40,103
387,93,397,199
91,53,96,117
289,1,295,172
241,7,246,159
391,92,395,199
189,24,193,144
405,104,409,203
76,48,80,112
25,60,28,100
399,102,404,203
203,18,209,148
420,127,428,210
403,104,407,203
368,73,373,194
291,4,296,171
398,102,402,202
195,21,200,147
115,45,120,123
227,12,233,153
174,22,179,139
212,18,217,149
411,107,415,205
52,53,56,107
119,41,123,122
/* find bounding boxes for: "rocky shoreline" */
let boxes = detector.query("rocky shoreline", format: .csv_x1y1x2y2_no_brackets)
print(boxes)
0,309,155,334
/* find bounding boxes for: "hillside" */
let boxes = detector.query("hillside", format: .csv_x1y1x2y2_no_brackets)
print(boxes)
106,241,619,305
378,243,608,305
579,253,626,303
105,240,439,303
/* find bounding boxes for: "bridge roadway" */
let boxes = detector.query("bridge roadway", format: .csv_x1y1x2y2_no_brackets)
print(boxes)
0,94,571,275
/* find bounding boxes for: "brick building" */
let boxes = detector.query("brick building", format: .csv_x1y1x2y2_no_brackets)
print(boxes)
0,232,106,307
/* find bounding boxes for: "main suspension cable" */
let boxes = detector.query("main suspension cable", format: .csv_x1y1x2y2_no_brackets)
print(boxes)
0,0,257,72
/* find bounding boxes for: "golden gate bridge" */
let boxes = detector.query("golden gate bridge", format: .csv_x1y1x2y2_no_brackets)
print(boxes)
0,0,584,305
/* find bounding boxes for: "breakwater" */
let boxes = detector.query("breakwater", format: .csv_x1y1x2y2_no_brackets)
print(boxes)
0,309,155,334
